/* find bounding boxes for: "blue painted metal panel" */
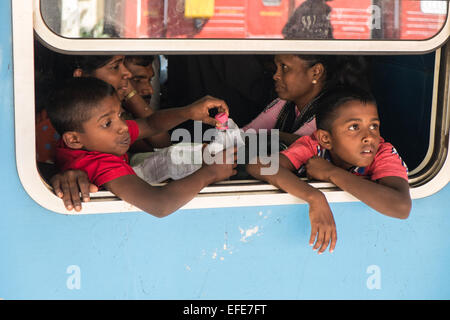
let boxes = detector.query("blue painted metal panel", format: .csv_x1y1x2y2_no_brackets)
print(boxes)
0,0,449,300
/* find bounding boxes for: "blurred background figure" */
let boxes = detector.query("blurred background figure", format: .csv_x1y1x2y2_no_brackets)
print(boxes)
282,0,334,39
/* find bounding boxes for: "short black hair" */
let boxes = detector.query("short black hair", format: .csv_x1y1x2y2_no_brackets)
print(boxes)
315,86,377,132
124,55,154,67
47,77,117,135
297,55,369,91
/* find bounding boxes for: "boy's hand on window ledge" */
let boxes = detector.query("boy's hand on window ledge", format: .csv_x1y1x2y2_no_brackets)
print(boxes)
50,170,98,212
308,193,337,254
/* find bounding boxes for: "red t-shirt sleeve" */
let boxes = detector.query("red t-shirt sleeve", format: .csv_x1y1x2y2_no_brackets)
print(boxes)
368,141,409,182
69,153,136,187
126,120,139,144
280,135,318,170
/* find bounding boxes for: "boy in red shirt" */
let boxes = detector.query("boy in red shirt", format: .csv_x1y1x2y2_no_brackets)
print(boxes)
47,77,237,217
247,86,411,254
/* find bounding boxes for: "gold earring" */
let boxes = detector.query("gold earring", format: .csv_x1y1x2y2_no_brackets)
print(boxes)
312,79,317,84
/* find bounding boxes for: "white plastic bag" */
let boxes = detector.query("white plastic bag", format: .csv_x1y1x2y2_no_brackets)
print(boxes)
131,143,203,184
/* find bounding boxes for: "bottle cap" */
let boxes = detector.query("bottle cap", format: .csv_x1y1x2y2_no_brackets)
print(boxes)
215,112,228,130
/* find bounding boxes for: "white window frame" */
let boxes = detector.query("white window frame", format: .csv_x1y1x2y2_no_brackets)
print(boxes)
34,0,450,54
12,0,450,214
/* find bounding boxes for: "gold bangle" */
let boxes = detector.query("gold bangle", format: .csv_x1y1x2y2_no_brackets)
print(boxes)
124,89,137,101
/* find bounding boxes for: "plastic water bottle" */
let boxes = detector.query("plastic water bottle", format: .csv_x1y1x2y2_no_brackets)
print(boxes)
206,113,245,154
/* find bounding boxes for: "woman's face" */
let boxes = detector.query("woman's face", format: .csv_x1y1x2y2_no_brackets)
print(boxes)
90,56,131,100
273,54,316,104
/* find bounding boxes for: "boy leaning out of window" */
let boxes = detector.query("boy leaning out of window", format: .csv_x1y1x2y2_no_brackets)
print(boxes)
247,86,411,255
47,77,237,217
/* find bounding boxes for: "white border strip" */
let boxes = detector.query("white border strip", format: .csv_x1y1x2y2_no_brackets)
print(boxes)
408,48,440,175
34,0,450,54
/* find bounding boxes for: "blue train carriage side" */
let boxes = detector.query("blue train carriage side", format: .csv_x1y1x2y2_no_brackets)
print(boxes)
0,0,449,300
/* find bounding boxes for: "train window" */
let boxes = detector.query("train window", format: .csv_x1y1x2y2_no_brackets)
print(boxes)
34,0,449,54
12,0,450,214
39,0,447,40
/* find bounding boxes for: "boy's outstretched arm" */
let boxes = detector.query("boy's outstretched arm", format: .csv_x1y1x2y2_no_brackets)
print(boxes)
104,148,237,218
306,157,411,219
246,155,337,254
136,95,229,139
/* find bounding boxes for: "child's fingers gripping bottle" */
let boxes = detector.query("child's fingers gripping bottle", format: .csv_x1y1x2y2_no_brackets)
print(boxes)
215,112,229,130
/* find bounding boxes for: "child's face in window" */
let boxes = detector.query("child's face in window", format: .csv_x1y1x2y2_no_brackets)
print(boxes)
91,56,132,100
77,95,131,157
326,100,381,169
124,60,154,105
